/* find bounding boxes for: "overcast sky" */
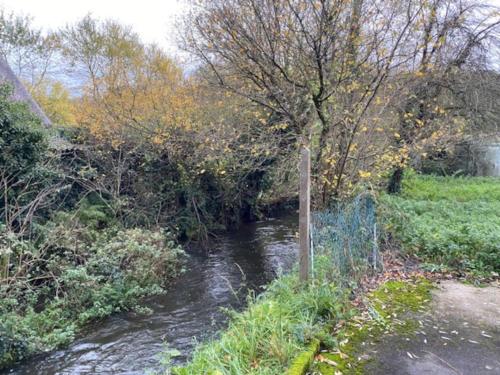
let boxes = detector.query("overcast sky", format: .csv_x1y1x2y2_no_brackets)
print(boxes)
0,0,188,55
1,0,499,57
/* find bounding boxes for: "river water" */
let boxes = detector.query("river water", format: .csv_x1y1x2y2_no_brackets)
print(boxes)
5,214,298,375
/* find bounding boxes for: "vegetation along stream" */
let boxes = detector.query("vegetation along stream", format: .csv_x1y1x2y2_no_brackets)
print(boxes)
5,214,298,375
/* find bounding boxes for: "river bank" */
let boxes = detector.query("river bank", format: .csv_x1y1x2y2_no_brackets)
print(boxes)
4,214,298,374
170,174,500,375
0,224,185,371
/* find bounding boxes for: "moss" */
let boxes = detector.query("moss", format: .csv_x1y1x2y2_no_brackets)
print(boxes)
370,279,432,318
286,339,320,375
309,278,433,374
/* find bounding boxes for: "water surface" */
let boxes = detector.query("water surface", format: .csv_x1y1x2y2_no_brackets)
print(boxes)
6,214,298,375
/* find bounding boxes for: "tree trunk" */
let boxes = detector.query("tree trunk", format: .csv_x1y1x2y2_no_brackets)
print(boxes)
387,167,404,194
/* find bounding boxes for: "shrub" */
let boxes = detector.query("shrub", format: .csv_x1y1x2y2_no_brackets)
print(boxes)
0,209,185,369
88,228,183,287
0,84,47,174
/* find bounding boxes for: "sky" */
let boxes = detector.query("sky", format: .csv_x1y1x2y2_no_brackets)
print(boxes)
0,0,188,55
1,0,499,58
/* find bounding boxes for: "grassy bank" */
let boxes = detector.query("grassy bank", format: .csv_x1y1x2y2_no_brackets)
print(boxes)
380,174,500,274
169,256,350,375
168,195,377,374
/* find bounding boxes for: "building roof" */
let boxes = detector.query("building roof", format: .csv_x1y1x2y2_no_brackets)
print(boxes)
0,59,80,151
0,58,52,127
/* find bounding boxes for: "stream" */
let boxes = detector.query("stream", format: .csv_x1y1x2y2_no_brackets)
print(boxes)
6,214,298,375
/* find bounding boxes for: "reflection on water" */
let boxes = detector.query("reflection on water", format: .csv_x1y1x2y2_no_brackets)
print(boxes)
6,214,298,375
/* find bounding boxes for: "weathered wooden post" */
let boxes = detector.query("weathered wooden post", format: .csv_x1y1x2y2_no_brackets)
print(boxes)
299,146,311,282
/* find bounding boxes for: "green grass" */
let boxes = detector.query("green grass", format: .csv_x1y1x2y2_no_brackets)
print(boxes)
169,256,350,375
397,174,500,202
380,173,500,274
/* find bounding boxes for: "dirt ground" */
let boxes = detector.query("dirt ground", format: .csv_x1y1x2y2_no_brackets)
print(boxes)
364,280,500,375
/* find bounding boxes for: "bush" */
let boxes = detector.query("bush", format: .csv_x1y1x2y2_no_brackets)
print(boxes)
88,228,184,289
0,84,47,174
380,174,500,274
0,206,185,369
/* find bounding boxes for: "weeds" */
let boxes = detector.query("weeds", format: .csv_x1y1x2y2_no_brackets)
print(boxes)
380,174,500,274
170,256,350,375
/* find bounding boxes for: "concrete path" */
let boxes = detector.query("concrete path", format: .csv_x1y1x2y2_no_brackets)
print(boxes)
364,280,500,375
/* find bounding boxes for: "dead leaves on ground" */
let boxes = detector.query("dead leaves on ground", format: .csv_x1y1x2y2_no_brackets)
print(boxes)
315,354,339,367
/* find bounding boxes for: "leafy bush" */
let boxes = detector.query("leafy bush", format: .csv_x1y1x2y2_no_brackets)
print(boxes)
0,83,57,240
88,228,183,288
380,174,500,274
0,204,185,369
0,84,47,174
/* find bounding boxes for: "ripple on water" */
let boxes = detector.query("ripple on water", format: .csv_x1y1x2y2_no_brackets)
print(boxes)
5,214,298,375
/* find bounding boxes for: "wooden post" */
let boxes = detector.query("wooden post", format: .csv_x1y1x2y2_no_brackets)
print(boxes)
299,146,311,282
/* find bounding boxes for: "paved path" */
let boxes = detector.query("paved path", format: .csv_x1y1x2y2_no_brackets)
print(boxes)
364,280,500,375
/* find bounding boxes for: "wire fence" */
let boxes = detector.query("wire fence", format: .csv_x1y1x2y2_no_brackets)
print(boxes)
311,193,380,284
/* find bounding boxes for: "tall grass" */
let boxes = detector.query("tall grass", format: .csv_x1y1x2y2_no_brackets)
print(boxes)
170,257,349,375
381,173,500,273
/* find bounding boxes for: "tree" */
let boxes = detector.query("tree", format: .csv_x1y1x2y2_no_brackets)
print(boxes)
182,0,428,204
58,17,253,234
59,16,195,207
387,0,500,193
61,16,194,146
0,9,68,127
0,10,59,88
30,80,76,126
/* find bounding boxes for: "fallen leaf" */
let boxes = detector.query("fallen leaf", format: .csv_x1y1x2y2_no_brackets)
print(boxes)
315,354,339,367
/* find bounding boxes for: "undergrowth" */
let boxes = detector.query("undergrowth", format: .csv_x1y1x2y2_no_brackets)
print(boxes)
380,173,500,275
0,203,185,369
